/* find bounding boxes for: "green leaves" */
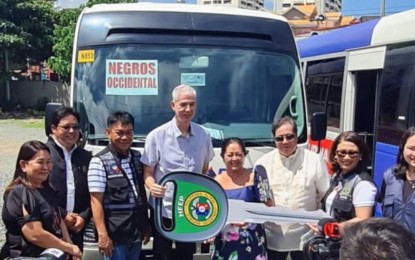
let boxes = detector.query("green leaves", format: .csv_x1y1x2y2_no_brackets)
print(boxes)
48,7,80,83
2,0,141,84
1,0,55,70
48,0,137,83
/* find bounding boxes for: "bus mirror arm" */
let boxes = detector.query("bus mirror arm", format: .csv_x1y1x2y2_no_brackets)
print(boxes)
78,129,88,149
316,140,321,154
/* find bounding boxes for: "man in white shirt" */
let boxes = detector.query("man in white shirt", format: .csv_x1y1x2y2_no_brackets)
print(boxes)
255,116,330,260
141,85,214,260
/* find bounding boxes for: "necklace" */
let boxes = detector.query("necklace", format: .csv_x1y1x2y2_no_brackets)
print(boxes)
407,179,415,189
406,172,415,189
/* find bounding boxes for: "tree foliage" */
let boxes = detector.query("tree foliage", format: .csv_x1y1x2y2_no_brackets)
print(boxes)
48,0,136,83
48,8,79,83
0,0,55,68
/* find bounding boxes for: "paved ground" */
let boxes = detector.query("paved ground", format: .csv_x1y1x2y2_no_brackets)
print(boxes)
0,118,45,245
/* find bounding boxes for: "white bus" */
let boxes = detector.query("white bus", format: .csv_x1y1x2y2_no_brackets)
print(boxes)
298,8,415,192
48,3,308,259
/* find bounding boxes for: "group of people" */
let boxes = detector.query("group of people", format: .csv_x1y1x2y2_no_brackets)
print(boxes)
1,84,415,260
0,85,213,260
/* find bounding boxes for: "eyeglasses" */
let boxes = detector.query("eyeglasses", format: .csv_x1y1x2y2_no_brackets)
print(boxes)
58,125,80,132
274,134,296,142
336,150,360,158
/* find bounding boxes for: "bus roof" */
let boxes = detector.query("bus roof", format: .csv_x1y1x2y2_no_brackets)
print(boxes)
76,2,296,53
371,8,415,46
297,18,379,59
298,8,415,59
83,2,287,22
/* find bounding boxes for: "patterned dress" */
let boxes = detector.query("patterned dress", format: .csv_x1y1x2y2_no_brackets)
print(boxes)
211,185,267,260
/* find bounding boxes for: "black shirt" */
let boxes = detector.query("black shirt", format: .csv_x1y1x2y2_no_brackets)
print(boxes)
2,184,62,257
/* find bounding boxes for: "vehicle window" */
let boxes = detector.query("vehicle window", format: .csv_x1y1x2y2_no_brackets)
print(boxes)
305,58,345,128
377,43,415,145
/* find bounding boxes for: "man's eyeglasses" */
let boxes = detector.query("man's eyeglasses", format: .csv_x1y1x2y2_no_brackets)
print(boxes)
58,125,80,132
336,150,360,158
274,134,296,142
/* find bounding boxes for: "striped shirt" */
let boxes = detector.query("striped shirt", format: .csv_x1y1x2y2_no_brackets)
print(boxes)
88,154,138,208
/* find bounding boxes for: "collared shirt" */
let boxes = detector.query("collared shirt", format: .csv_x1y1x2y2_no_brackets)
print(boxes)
52,136,77,213
141,117,214,218
325,176,377,218
255,148,330,251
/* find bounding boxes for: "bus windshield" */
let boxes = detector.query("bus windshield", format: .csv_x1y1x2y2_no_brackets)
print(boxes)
74,44,305,146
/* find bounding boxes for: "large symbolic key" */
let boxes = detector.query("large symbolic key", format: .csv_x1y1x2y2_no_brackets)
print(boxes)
154,170,329,242
226,199,329,224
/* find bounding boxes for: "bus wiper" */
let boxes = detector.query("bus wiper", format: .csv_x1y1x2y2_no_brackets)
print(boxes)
240,138,274,147
133,136,146,142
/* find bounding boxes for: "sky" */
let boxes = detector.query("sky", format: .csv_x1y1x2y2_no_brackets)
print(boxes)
57,0,86,8
342,0,415,16
58,0,415,15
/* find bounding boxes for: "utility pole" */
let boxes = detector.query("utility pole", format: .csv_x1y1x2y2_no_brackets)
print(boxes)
380,0,385,17
2,19,10,103
2,4,11,104
4,49,10,103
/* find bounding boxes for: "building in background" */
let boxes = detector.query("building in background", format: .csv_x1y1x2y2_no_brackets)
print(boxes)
197,0,264,10
281,2,358,38
273,0,341,15
325,0,342,12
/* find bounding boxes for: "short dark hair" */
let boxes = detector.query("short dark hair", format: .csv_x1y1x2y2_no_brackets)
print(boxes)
340,218,415,260
220,137,248,159
107,111,134,128
271,116,297,136
51,106,80,127
329,131,370,173
395,126,415,176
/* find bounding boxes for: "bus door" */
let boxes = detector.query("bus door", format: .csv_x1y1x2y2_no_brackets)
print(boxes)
353,70,379,160
346,46,386,174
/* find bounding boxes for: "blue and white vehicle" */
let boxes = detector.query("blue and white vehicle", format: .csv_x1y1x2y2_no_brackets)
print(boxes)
298,8,415,188
68,3,306,259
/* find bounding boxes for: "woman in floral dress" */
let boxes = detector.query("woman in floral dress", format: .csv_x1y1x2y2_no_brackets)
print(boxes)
211,138,271,260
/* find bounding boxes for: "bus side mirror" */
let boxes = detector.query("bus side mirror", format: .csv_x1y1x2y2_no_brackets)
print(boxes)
45,103,63,137
310,112,327,141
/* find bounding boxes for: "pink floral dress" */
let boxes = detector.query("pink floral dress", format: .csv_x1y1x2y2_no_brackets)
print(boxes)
211,185,267,260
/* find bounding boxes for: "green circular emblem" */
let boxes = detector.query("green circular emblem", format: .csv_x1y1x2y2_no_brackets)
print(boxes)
184,191,219,227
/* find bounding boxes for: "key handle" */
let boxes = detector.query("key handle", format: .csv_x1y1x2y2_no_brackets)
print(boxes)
155,171,228,242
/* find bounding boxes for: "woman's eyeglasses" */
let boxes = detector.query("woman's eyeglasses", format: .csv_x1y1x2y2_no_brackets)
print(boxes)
274,134,296,142
336,150,360,158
